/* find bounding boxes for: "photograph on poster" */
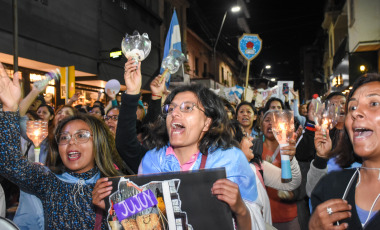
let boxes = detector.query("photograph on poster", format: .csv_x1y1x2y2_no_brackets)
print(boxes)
105,168,234,230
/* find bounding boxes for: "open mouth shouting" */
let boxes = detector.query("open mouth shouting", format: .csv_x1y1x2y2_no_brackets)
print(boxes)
171,122,185,135
353,127,373,141
67,150,81,161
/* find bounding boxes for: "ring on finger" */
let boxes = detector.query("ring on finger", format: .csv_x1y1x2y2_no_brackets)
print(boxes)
326,207,333,215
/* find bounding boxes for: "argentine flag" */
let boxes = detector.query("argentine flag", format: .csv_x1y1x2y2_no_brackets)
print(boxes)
160,10,182,88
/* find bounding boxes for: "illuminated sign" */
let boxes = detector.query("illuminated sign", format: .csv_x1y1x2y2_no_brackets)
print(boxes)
332,74,343,87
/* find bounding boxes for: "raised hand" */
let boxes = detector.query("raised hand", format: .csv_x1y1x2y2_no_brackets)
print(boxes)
106,88,116,100
290,88,299,99
314,126,332,158
124,59,141,95
92,177,113,210
0,63,21,112
150,75,166,98
309,199,351,230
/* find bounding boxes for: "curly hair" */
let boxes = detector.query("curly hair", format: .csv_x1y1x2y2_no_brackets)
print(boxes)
49,113,124,177
143,84,239,154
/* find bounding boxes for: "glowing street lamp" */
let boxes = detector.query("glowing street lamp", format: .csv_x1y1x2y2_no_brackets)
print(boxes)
359,65,366,73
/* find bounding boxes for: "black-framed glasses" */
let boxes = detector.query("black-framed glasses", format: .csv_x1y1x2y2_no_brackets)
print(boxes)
162,102,205,115
104,115,118,121
56,130,92,145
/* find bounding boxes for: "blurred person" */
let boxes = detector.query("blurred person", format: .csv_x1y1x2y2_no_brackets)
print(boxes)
236,101,259,138
143,101,149,111
37,104,55,126
53,105,76,128
104,107,119,137
264,97,285,113
252,110,302,229
89,105,105,120
224,100,236,120
309,73,380,229
136,100,146,121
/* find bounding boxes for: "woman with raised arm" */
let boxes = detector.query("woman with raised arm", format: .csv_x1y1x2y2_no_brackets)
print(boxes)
309,73,380,230
93,60,264,229
0,63,125,229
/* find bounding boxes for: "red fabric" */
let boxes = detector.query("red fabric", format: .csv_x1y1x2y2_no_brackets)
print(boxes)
262,145,298,223
94,207,103,230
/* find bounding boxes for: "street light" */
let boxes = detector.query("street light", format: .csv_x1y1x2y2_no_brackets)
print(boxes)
213,5,241,87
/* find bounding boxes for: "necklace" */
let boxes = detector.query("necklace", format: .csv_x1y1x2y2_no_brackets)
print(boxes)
356,169,380,227
360,166,380,180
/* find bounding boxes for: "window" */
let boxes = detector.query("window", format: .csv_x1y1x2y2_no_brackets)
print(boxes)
195,58,199,76
203,63,208,77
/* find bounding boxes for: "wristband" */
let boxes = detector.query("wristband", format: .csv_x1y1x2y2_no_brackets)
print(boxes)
305,126,316,132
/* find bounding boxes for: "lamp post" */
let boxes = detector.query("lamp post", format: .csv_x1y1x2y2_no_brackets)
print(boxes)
213,6,240,88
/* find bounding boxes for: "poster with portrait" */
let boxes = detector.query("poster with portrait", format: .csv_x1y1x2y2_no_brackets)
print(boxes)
105,168,234,230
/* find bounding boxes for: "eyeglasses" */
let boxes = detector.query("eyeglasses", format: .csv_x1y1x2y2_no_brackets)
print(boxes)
56,130,92,145
162,102,205,115
104,115,118,121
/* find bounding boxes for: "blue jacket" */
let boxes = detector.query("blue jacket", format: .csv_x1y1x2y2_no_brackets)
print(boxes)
139,145,258,202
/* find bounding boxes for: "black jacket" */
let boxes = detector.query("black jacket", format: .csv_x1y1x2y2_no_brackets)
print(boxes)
311,169,380,230
115,93,161,174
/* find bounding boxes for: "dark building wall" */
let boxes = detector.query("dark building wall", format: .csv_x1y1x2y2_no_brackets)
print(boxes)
98,0,162,89
0,0,99,73
0,0,162,89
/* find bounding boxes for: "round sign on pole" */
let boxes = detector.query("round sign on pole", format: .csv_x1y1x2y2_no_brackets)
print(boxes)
238,34,262,61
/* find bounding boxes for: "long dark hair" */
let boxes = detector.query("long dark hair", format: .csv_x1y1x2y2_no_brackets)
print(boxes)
49,114,124,177
330,73,380,167
143,84,239,154
263,97,285,113
37,104,55,126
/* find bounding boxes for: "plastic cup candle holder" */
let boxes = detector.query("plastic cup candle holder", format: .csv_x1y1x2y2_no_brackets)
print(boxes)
26,121,48,163
159,49,186,83
121,31,151,67
271,110,294,183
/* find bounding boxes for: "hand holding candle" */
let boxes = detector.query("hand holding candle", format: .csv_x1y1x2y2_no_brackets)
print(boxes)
26,121,48,163
271,110,295,183
311,99,341,135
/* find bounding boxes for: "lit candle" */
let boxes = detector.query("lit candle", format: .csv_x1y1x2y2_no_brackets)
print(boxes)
279,123,286,143
321,118,329,135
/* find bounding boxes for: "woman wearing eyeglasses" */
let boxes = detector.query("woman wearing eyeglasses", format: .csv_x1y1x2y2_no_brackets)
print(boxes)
0,62,125,229
104,107,119,136
138,83,263,229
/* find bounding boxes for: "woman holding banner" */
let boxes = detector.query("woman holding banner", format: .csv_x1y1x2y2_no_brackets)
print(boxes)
93,60,265,229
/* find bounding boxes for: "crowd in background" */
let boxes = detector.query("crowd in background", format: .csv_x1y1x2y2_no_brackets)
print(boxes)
0,60,379,230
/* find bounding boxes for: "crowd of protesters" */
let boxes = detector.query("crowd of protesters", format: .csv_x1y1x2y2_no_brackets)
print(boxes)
0,59,379,230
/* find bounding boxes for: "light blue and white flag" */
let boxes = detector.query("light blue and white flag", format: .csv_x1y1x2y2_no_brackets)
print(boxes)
160,10,182,88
